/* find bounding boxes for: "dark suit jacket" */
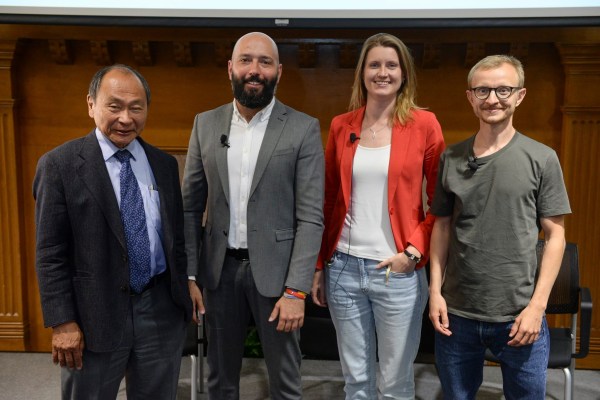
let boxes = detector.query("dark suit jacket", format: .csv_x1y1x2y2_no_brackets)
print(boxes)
182,100,325,296
33,131,192,352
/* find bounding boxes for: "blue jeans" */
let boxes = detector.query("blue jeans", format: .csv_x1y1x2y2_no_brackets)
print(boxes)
435,313,550,400
326,251,428,400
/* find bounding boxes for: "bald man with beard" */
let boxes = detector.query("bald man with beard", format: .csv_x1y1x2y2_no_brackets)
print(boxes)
182,32,325,400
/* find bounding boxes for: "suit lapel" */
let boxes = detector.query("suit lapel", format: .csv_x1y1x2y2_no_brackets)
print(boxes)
388,122,410,206
216,105,234,204
75,131,127,250
249,100,286,197
340,108,364,210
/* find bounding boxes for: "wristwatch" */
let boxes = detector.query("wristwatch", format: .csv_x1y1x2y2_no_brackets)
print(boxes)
404,249,421,263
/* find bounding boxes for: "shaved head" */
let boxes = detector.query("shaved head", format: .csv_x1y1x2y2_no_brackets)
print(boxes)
232,32,279,63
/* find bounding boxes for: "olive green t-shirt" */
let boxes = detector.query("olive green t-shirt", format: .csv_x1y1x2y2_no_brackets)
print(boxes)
431,132,571,322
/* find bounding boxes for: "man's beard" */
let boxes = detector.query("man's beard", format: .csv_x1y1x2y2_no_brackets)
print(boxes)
231,73,278,109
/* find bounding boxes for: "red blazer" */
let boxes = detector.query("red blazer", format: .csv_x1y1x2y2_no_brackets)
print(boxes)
317,107,445,269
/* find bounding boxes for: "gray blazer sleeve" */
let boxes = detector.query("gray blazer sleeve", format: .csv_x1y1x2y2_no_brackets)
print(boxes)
182,113,209,277
281,116,325,293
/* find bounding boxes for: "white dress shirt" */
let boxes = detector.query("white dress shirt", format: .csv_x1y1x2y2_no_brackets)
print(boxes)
227,98,275,249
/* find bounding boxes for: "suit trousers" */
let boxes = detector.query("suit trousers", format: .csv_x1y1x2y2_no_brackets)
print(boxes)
204,254,302,400
61,277,187,400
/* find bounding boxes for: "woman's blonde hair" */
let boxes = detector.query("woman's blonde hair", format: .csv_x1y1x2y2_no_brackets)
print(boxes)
349,33,421,125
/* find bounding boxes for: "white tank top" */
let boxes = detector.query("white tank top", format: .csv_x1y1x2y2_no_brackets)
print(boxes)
336,144,397,261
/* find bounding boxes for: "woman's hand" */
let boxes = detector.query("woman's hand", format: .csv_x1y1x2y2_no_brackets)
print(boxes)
311,269,327,307
376,246,420,274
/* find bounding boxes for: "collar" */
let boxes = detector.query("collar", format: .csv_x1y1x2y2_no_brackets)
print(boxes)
232,97,276,124
95,128,143,162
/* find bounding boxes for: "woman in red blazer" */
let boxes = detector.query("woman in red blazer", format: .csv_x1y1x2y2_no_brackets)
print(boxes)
311,33,445,398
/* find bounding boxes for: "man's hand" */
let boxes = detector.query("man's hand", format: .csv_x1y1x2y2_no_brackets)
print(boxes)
188,280,206,324
311,270,327,307
507,303,544,346
428,293,452,336
269,296,305,332
52,321,84,370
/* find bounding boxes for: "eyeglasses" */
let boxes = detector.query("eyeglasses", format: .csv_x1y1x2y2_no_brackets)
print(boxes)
470,86,522,100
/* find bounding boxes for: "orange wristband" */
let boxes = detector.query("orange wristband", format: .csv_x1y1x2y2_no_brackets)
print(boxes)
285,287,307,300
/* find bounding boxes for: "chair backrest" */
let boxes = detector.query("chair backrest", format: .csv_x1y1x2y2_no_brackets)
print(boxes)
537,240,579,315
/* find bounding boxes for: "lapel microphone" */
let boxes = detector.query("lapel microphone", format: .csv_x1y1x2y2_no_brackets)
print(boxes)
349,133,360,143
220,134,230,148
467,156,479,171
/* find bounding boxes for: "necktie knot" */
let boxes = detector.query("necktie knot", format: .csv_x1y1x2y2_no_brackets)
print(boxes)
115,150,133,164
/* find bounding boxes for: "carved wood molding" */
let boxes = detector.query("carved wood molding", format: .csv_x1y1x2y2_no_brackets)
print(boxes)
48,39,72,65
132,41,153,66
339,43,358,69
557,43,600,67
161,145,189,153
557,43,600,120
422,43,441,69
0,322,28,351
90,40,111,65
562,106,600,114
465,42,485,68
173,41,193,67
0,40,17,80
214,41,233,68
36,38,551,72
298,42,317,68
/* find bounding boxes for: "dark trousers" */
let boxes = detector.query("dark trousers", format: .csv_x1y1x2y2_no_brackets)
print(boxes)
61,278,187,400
204,255,302,400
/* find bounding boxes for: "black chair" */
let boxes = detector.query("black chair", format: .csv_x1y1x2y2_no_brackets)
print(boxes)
485,241,592,400
182,318,206,400
300,298,340,360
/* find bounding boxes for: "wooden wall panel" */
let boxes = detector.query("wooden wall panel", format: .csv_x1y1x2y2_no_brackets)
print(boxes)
0,23,598,369
558,112,600,369
557,43,600,369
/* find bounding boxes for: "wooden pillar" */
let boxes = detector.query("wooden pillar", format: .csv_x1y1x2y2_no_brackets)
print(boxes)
0,40,28,350
557,43,600,369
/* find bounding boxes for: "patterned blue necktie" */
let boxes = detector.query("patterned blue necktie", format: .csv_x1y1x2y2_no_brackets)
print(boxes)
115,150,151,294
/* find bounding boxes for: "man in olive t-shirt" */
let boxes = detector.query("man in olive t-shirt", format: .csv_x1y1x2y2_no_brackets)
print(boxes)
428,55,570,400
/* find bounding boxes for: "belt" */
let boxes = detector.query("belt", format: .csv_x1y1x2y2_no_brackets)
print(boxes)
131,272,166,296
226,248,250,261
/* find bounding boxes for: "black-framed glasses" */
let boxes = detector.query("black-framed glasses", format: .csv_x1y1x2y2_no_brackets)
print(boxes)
470,86,522,100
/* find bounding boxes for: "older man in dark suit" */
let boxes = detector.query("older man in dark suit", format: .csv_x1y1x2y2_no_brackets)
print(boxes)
33,64,192,400
182,32,324,399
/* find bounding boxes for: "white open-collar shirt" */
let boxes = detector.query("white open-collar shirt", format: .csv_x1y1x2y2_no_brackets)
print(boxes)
227,98,275,249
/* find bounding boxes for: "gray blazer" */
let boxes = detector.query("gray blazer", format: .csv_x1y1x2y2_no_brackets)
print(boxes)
33,132,192,352
182,100,324,296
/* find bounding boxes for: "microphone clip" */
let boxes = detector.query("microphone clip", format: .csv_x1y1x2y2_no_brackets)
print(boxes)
467,156,479,171
220,134,230,148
